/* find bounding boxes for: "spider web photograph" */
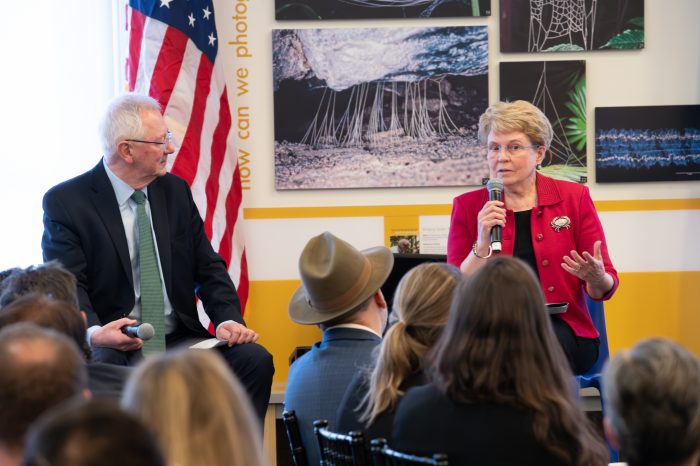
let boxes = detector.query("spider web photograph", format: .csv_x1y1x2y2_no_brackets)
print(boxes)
500,0,644,52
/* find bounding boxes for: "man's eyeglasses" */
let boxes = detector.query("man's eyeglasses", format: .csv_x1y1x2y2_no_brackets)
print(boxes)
488,143,540,157
126,130,173,148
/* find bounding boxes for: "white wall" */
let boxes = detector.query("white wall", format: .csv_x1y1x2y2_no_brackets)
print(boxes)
222,0,700,209
0,2,117,269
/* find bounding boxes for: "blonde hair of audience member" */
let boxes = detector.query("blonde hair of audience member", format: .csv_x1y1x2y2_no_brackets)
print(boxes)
430,256,607,466
121,349,266,466
359,262,460,425
602,338,700,466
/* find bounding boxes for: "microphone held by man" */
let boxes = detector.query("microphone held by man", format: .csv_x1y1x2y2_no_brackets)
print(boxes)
122,323,155,341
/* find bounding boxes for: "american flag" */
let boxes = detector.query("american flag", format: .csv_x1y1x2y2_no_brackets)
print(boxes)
126,0,249,330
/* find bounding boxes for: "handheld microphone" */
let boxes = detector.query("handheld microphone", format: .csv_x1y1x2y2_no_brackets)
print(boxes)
486,178,503,253
122,323,155,341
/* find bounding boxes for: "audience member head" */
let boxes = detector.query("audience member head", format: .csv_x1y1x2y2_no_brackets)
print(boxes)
23,399,165,466
121,348,265,466
360,262,460,424
100,93,162,159
0,260,78,308
603,338,700,466
477,100,554,151
0,323,88,464
431,256,607,465
0,293,89,359
0,267,22,291
288,232,393,334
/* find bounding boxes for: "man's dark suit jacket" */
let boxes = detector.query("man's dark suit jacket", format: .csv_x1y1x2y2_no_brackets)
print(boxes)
284,327,381,466
42,161,243,335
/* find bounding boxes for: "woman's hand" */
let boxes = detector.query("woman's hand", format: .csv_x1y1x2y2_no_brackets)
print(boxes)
561,240,614,299
475,200,506,252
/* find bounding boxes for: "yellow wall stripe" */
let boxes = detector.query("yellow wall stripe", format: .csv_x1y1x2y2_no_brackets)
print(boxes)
244,199,700,219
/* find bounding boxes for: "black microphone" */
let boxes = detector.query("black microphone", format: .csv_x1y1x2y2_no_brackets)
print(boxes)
122,323,155,341
486,178,503,253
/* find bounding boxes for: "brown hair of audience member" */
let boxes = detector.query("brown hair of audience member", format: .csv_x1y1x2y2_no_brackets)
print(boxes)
430,256,607,466
359,262,460,424
23,399,165,466
0,293,89,359
121,348,266,466
603,338,700,466
0,260,79,308
0,323,88,456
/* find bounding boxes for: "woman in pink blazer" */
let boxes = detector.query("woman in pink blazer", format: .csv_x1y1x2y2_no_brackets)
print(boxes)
447,100,618,374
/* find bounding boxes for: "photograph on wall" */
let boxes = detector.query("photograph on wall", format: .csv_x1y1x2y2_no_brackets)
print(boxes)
500,0,644,52
595,105,700,183
389,234,420,254
273,26,489,190
500,60,587,183
275,0,490,20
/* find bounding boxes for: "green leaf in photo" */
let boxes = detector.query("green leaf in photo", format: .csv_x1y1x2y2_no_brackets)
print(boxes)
627,17,644,28
602,29,644,49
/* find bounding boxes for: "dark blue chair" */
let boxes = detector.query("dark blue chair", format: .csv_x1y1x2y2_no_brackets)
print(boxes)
577,296,619,462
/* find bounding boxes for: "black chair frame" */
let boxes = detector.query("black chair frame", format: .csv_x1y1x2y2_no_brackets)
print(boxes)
370,438,448,466
314,419,368,466
282,410,309,466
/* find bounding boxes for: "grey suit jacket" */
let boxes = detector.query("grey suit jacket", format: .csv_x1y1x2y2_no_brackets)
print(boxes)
284,327,381,466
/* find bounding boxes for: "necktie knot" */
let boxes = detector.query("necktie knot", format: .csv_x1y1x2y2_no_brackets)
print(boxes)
131,190,146,205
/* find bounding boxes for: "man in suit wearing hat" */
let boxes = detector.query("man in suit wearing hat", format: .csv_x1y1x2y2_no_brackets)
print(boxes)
285,232,393,466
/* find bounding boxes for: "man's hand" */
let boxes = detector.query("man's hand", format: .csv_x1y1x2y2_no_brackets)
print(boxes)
90,317,144,351
216,321,259,347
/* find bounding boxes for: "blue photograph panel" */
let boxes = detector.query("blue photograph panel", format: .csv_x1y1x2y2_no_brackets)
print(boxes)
595,105,700,183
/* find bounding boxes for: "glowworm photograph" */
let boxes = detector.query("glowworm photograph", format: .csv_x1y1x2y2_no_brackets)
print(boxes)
275,0,490,20
273,26,489,190
595,105,700,183
500,60,587,183
500,0,644,53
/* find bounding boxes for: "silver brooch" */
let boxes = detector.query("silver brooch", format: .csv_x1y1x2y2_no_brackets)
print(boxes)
551,216,571,232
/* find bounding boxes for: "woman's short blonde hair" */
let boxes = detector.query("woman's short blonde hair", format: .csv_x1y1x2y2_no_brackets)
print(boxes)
478,100,554,150
121,349,266,466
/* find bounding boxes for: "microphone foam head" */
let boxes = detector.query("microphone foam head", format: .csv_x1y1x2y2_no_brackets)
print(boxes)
486,178,503,192
137,323,155,341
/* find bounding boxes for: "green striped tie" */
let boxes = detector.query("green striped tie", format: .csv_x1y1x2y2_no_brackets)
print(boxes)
131,190,166,354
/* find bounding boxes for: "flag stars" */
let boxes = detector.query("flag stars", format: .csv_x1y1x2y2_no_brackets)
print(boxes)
202,6,212,20
208,32,217,46
160,0,174,8
188,13,196,27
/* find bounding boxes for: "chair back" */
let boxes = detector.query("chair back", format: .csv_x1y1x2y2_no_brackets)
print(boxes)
313,419,368,466
283,410,309,466
577,296,619,462
370,438,448,466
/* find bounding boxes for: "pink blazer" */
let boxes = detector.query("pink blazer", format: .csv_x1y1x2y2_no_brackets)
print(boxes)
447,173,618,338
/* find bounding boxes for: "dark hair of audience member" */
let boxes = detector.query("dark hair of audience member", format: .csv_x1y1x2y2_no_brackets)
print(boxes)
429,256,607,466
22,398,165,466
0,323,87,451
121,348,266,466
0,267,22,290
0,260,79,308
603,338,700,466
358,262,460,424
0,293,89,359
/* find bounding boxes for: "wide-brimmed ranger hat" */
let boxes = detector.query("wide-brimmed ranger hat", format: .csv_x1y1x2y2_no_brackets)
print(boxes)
289,232,394,325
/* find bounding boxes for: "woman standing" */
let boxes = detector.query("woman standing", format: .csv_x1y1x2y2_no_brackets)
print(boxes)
447,100,618,374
